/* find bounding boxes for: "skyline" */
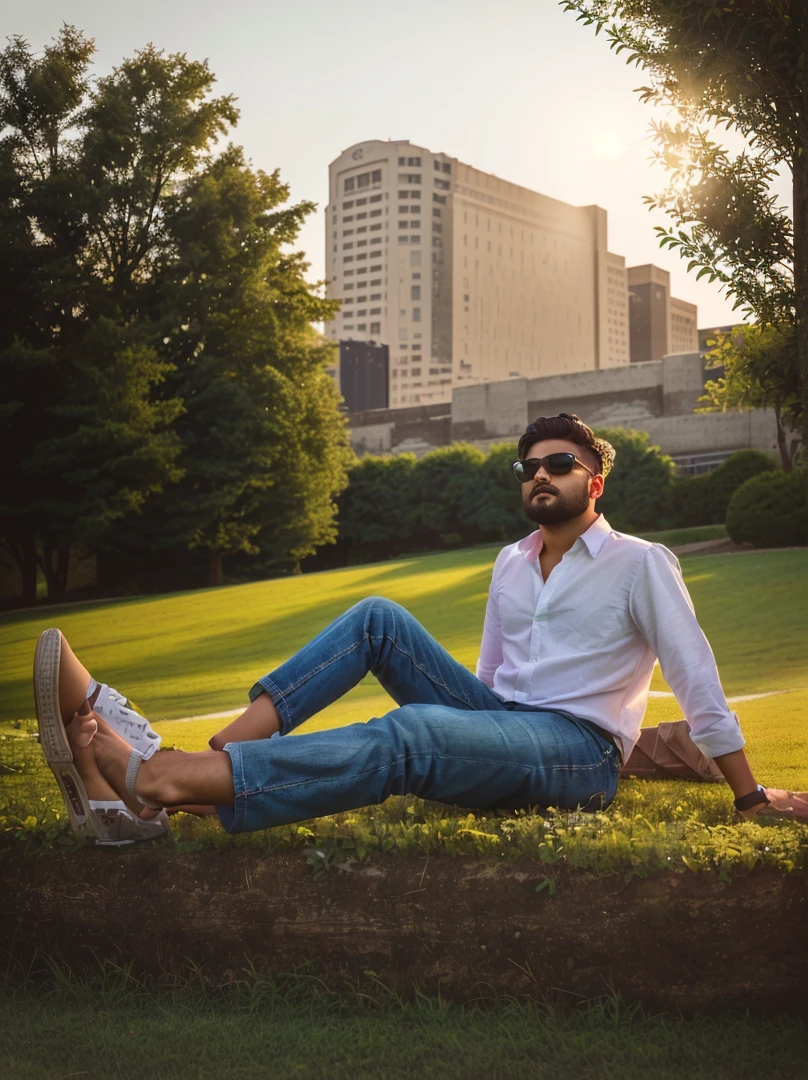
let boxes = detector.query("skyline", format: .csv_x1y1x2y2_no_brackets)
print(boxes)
5,0,791,329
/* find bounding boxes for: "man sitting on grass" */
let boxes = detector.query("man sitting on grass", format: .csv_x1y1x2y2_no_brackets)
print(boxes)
37,412,806,842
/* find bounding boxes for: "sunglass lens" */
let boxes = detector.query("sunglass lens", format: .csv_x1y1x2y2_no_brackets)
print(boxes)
546,453,575,474
513,460,537,482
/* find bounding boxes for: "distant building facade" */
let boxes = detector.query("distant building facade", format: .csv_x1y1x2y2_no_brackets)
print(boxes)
627,264,698,364
338,340,389,412
325,139,636,409
345,351,781,474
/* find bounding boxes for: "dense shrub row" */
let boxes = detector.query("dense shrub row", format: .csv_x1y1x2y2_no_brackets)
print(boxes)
304,431,789,570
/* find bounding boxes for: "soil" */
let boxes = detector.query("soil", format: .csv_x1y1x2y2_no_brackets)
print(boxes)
2,847,806,1017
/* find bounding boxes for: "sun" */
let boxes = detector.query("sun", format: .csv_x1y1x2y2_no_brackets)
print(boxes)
593,131,622,158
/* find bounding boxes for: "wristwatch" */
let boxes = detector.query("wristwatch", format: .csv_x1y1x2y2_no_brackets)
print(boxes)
734,784,770,812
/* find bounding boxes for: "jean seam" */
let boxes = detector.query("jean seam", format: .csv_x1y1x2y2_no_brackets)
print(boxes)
241,747,610,798
261,632,487,727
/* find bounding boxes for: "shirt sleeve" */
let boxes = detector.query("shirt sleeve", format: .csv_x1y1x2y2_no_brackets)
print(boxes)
628,544,745,760
476,551,505,688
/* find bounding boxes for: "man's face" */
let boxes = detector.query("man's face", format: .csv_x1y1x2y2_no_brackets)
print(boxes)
519,439,602,525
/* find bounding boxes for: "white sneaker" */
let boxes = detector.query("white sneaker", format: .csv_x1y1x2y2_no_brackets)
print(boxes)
92,685,162,760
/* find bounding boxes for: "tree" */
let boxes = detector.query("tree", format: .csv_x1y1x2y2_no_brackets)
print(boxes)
561,1,807,445
141,147,349,585
0,27,191,600
0,28,351,599
699,323,799,470
593,427,676,531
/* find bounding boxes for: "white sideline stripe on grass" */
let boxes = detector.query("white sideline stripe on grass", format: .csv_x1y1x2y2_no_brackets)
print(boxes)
648,690,787,703
159,690,790,725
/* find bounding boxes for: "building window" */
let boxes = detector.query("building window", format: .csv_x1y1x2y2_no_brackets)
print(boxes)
358,174,369,190
356,198,367,206
433,193,446,205
357,310,367,316
411,343,422,351
372,169,382,182
370,307,381,315
433,224,442,233
398,173,421,184
343,242,353,250
407,156,421,166
398,205,409,214
442,163,451,174
410,235,420,243
370,223,382,231
370,264,382,272
434,178,450,190
410,250,421,266
343,201,354,210
399,220,408,229
398,235,408,244
410,190,421,201
344,178,355,192
412,308,421,322
370,281,381,288
343,229,354,236
370,237,382,245
398,156,406,165
370,194,382,203
357,323,367,330
411,285,421,300
411,367,421,376
357,252,367,260
344,283,354,290
410,220,421,229
371,294,381,301
433,208,441,217
370,322,381,334
412,271,421,280
399,328,408,340
344,324,355,330
357,240,367,247
356,295,367,302
370,209,382,218
343,256,353,263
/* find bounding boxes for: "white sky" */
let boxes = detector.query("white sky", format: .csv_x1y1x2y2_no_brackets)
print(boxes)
4,0,792,327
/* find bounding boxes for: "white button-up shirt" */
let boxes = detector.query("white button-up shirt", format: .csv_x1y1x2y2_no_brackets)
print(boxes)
476,514,745,763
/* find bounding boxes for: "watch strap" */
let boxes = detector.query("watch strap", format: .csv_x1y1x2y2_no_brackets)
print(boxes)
734,784,770,812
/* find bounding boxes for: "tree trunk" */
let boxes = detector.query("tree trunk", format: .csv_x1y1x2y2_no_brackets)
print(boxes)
39,541,71,603
208,549,223,588
5,532,38,605
793,146,808,450
774,405,792,472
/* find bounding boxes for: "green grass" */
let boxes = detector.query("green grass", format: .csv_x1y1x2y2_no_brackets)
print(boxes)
1,546,805,726
1,969,806,1080
637,523,728,547
1,547,807,872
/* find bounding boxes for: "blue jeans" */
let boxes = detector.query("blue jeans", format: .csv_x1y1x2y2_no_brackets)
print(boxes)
217,597,621,833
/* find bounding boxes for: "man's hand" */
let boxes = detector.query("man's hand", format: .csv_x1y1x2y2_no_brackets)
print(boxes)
737,788,808,822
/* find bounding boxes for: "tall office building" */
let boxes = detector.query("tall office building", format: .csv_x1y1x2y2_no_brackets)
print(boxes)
325,139,632,409
627,264,698,364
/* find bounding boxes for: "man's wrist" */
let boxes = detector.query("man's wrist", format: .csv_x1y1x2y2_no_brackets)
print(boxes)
733,784,769,812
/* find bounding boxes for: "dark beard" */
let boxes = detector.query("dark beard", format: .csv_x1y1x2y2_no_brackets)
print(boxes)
522,482,591,525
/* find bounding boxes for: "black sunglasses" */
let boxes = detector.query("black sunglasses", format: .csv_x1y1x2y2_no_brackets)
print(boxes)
512,453,596,483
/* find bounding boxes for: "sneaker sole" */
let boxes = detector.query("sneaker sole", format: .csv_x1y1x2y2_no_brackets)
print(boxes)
33,628,101,840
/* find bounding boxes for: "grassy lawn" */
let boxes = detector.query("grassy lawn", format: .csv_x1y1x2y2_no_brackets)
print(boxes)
2,978,806,1080
1,545,806,1074
1,545,805,725
1,545,806,867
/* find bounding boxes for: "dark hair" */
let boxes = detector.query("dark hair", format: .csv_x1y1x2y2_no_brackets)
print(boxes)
517,413,615,477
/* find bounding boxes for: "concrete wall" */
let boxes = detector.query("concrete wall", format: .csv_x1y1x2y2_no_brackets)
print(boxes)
346,352,780,461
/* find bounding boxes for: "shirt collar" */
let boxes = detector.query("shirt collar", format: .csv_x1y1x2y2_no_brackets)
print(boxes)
518,514,613,563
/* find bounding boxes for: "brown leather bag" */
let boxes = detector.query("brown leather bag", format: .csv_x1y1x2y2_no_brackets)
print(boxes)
619,720,725,782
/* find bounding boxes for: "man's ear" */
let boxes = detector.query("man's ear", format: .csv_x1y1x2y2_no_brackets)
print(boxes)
590,474,605,500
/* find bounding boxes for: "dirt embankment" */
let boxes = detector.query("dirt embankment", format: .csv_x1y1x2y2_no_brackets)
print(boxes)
2,848,806,1017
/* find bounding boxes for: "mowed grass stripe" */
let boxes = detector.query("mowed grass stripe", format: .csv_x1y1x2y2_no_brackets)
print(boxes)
1,547,806,724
